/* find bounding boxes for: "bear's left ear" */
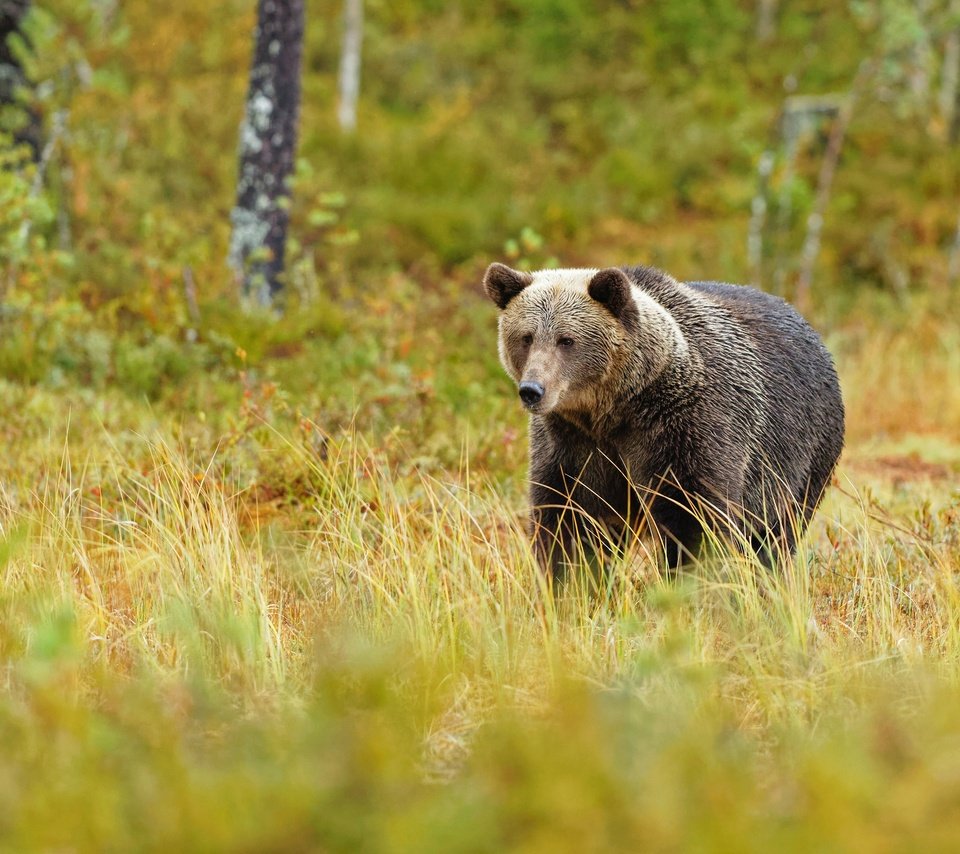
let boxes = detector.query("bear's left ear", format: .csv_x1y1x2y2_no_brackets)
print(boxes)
484,263,533,310
588,268,636,324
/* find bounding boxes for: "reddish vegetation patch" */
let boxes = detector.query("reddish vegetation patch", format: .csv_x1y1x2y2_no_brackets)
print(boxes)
846,454,955,487
237,476,318,530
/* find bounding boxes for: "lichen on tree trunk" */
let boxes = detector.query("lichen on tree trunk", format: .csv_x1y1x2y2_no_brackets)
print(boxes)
228,0,305,308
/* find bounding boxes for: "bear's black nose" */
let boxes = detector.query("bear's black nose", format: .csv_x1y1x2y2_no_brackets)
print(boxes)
519,381,545,407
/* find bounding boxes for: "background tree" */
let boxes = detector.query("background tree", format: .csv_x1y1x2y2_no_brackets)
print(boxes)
0,0,41,158
337,0,363,133
228,0,305,307
755,0,778,43
943,0,960,141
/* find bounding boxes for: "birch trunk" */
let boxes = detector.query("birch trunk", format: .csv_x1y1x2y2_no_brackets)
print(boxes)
228,0,305,307
941,5,960,140
909,0,932,108
795,62,873,310
948,209,960,287
747,150,774,288
756,0,778,43
337,0,363,132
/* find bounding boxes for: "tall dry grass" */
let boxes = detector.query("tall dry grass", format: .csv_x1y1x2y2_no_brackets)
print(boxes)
3,414,957,724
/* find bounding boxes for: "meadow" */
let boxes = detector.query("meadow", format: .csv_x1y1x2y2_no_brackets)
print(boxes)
3,0,960,850
1,281,959,850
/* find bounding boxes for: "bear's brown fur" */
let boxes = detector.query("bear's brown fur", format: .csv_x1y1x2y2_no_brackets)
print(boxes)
484,262,845,573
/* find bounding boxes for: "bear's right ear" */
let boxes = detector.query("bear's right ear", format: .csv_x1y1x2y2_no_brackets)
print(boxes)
484,263,533,310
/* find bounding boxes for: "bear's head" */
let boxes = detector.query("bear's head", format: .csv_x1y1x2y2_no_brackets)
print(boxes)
483,263,642,417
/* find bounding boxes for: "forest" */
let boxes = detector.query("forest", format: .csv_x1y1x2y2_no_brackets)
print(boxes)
1,0,960,849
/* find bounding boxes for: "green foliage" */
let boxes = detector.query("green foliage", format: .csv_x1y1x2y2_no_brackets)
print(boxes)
0,296,195,397
503,226,558,271
0,141,54,275
113,333,190,399
7,0,956,321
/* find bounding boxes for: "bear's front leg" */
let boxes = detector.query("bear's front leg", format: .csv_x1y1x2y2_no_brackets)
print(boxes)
529,460,623,578
646,471,746,570
530,479,586,577
527,417,633,577
648,486,705,570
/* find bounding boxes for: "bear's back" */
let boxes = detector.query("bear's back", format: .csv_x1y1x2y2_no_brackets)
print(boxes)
622,266,844,513
682,279,842,413
692,279,845,508
623,268,839,405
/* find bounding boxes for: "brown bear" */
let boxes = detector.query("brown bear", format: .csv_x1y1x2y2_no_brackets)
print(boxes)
484,262,845,574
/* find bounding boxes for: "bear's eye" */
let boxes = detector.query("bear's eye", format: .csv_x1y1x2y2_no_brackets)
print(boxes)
557,337,575,348
521,334,533,347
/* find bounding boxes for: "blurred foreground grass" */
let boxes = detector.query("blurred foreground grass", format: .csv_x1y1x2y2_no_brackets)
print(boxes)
1,272,959,851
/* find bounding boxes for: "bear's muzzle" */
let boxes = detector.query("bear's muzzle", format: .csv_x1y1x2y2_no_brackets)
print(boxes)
518,381,545,409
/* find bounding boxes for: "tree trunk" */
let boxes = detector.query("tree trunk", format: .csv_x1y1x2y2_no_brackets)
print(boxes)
909,0,932,103
795,61,873,310
337,0,363,132
756,0,778,43
0,0,42,159
948,209,960,287
941,25,959,138
747,149,774,289
794,104,854,311
944,2,960,143
228,0,305,307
